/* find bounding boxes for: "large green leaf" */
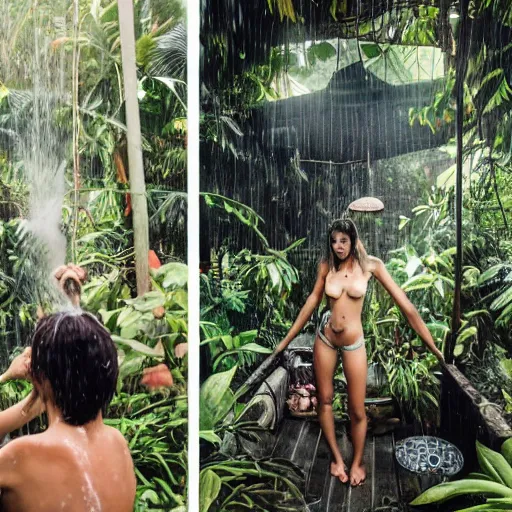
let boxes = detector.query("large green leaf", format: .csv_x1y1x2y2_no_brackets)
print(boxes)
155,262,188,289
456,326,478,344
200,366,237,430
410,480,512,505
307,42,336,62
490,286,512,312
405,255,422,278
402,273,435,292
124,291,166,312
118,353,146,382
361,42,381,59
212,343,273,371
112,335,165,358
501,438,512,467
479,265,508,285
467,472,494,482
476,441,512,487
434,279,445,298
98,307,123,330
237,330,258,344
496,303,512,327
267,262,281,292
500,360,512,380
199,470,222,512
199,430,222,445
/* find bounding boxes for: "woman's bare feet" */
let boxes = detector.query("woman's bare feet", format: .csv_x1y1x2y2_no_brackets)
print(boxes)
330,461,349,483
350,463,366,486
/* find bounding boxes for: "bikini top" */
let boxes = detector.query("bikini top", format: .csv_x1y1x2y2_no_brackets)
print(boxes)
324,269,369,300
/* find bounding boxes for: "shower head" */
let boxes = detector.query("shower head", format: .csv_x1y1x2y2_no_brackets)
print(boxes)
348,196,384,213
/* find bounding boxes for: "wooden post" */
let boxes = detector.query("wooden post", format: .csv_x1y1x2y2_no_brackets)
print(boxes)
117,0,150,295
446,0,469,363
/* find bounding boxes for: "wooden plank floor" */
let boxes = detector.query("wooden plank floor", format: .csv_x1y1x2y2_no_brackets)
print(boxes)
271,418,446,512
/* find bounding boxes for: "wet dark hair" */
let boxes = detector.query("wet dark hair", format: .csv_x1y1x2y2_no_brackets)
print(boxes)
325,218,368,271
30,311,118,426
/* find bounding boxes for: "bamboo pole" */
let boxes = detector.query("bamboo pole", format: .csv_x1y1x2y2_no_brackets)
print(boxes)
117,0,150,295
71,0,80,262
447,0,469,363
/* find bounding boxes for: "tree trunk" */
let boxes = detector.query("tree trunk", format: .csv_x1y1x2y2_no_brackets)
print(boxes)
117,0,150,296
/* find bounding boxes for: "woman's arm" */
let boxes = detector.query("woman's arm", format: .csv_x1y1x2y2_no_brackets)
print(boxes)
0,349,44,440
371,257,444,362
0,391,44,440
274,261,329,353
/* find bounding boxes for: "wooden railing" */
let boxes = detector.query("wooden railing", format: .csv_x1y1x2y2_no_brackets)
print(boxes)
440,364,512,473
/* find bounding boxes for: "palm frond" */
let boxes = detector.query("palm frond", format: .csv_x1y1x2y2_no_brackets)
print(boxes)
148,23,186,80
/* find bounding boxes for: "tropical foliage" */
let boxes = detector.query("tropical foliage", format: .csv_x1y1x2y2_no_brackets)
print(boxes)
411,438,512,511
200,0,512,509
0,0,188,509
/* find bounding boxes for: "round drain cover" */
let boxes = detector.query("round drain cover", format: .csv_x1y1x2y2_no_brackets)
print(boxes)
395,436,464,476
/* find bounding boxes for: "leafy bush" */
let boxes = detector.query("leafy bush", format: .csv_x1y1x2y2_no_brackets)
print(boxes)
411,439,512,510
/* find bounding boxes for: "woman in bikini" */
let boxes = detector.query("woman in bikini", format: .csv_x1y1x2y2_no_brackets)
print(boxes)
274,218,444,487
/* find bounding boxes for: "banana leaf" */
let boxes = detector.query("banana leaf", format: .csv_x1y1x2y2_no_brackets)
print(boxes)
410,480,512,505
476,441,512,488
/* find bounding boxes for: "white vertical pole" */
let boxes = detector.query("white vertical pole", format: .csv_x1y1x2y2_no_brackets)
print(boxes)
117,0,150,296
187,0,200,508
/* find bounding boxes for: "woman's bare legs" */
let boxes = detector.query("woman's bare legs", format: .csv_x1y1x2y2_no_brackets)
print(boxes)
313,337,348,483
341,346,368,486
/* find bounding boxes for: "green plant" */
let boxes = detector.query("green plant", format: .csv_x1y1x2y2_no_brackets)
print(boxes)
199,366,308,511
93,262,189,510
200,457,306,512
478,264,512,329
411,439,512,510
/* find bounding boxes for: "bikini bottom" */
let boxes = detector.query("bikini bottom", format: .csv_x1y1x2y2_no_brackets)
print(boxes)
316,310,365,352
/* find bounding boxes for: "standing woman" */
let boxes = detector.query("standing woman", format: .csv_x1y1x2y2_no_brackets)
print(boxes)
274,219,444,487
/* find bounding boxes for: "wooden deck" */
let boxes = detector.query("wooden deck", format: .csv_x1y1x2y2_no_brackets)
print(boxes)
271,418,445,512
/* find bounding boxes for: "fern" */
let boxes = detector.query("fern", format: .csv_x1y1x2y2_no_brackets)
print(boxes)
475,68,512,115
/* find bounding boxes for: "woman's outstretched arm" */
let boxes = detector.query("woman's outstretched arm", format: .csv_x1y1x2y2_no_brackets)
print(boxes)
371,257,444,362
0,349,44,440
274,260,329,353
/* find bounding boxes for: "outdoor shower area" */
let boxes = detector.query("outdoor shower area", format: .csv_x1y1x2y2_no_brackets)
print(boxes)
199,1,512,511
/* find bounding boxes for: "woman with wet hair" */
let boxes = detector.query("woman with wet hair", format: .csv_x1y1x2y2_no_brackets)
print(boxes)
30,311,119,426
275,218,444,487
0,267,136,512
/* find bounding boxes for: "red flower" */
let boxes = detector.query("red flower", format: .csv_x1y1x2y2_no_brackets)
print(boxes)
141,364,173,389
148,250,162,269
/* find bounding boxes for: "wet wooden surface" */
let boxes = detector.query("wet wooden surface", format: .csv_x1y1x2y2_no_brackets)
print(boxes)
271,418,444,512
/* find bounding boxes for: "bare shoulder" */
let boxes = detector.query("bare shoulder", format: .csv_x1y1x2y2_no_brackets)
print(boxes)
105,426,133,462
2,431,65,459
1,433,41,455
104,426,136,491
0,435,26,460
0,435,44,487
318,259,329,276
366,255,384,274
105,425,129,449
